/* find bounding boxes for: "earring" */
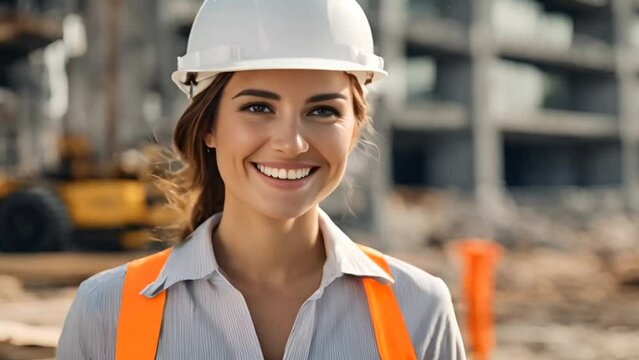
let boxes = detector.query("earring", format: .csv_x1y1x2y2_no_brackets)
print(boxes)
206,147,211,154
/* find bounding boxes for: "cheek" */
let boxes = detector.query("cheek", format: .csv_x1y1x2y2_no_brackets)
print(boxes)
312,124,354,167
214,118,265,169
218,126,260,149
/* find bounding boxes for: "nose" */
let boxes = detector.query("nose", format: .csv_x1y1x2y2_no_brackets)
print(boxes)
271,114,310,156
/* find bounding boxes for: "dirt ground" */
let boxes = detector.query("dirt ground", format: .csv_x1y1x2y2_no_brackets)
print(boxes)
0,251,151,360
0,245,637,360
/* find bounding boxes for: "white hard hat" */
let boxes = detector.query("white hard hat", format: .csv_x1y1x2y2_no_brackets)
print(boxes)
171,0,387,99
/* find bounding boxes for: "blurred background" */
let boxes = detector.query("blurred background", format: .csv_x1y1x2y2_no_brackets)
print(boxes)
1,0,639,359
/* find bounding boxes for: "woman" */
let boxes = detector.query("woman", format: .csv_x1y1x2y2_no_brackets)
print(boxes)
57,0,467,359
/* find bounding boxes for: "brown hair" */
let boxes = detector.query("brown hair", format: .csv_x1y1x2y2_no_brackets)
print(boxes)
158,72,371,244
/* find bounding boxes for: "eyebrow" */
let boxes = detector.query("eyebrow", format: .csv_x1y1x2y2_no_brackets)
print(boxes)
307,93,348,103
232,89,347,103
232,89,280,101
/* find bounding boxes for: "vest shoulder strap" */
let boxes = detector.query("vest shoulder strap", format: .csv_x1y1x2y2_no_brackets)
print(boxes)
357,244,417,360
116,245,416,360
115,247,172,360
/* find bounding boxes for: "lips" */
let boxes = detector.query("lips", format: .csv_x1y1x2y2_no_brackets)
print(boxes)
251,162,319,179
254,164,312,180
250,162,320,188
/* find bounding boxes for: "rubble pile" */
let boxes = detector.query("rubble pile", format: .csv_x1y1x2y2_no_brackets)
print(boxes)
387,187,639,285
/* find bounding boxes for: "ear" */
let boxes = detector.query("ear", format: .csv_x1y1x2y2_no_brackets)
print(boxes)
204,131,216,149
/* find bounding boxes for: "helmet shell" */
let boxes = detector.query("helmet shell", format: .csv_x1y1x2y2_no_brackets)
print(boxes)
171,0,387,98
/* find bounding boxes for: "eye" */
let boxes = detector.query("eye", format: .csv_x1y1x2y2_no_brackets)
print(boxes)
241,103,273,114
308,106,341,118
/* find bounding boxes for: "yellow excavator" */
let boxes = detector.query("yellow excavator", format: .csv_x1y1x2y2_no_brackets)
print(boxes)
0,4,178,252
0,136,176,252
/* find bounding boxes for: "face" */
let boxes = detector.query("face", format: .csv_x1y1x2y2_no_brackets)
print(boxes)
204,69,360,220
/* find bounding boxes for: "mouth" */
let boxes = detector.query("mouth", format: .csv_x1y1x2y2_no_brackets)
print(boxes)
250,162,320,181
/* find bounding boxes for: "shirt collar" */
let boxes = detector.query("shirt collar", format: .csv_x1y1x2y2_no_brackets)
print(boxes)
317,208,394,287
140,213,221,298
141,208,393,299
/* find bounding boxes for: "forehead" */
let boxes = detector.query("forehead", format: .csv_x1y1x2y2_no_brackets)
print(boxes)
224,69,351,96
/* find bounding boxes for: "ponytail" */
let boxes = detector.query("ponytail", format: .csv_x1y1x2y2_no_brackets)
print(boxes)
160,72,234,243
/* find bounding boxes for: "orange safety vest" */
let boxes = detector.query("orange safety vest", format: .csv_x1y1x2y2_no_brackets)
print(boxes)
115,244,416,360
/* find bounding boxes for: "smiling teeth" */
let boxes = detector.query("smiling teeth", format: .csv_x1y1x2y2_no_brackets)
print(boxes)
256,164,312,180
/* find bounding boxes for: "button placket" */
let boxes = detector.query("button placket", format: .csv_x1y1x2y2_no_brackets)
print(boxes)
216,272,266,360
282,298,318,360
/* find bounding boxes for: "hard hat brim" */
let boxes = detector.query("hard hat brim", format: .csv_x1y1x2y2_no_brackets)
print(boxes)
171,57,388,98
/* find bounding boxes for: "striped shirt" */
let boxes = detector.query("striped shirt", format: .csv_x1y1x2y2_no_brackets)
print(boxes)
57,208,467,359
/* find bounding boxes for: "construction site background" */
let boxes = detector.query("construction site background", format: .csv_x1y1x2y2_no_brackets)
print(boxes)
1,0,639,359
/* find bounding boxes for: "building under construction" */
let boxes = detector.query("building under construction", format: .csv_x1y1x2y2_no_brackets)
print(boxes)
2,0,639,249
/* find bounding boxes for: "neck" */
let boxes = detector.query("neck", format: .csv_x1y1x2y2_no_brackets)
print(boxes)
211,201,326,285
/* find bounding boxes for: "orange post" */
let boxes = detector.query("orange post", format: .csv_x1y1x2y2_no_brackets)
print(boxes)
453,239,503,360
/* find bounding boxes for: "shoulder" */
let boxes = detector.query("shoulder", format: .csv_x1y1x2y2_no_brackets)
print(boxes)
383,254,452,305
75,263,127,312
64,263,127,337
381,254,467,359
66,262,128,329
382,255,452,340
57,263,127,358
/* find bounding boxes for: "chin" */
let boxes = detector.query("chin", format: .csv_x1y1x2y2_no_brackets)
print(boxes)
255,202,317,221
